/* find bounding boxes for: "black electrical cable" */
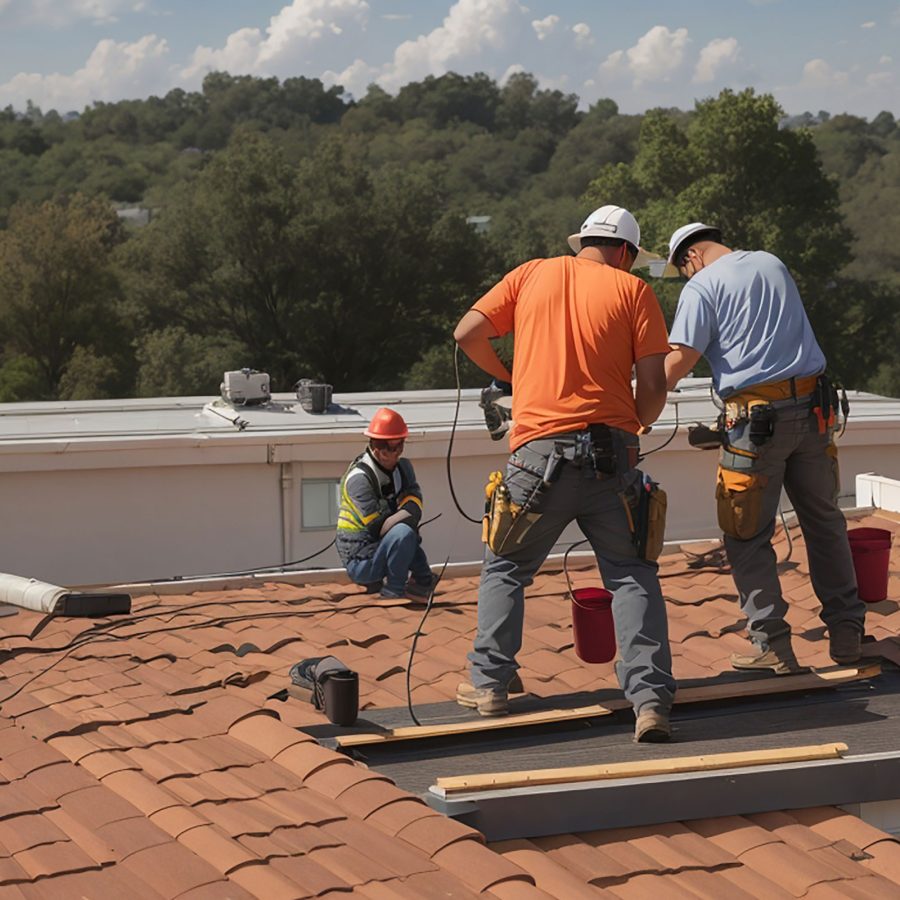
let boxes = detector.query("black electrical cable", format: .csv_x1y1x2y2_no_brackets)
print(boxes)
405,554,450,726
169,538,338,582
638,401,680,460
447,343,482,524
562,539,589,599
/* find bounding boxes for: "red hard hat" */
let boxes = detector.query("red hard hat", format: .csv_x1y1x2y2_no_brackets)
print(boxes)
364,407,409,440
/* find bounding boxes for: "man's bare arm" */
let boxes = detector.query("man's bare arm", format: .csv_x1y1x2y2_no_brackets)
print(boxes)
665,344,703,391
634,353,668,427
453,310,512,382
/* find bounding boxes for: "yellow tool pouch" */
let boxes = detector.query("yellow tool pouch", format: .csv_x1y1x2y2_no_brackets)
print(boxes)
482,471,541,555
716,467,767,540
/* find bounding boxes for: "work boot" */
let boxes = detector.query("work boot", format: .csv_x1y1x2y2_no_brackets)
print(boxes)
508,672,525,694
362,581,382,594
406,574,439,599
829,622,863,665
634,708,671,743
456,682,509,717
730,640,809,675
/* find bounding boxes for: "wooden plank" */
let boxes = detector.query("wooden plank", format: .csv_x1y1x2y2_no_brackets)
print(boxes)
336,703,617,748
433,742,850,796
334,663,880,749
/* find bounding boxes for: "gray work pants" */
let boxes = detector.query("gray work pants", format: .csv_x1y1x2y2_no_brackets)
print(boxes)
469,431,676,715
716,397,865,650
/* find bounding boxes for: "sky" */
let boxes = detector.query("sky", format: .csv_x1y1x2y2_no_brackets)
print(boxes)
0,0,897,119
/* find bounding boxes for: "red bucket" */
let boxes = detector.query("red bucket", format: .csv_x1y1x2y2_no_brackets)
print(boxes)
848,527,892,603
571,587,616,663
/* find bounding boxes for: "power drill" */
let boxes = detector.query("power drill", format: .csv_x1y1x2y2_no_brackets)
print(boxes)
480,379,513,441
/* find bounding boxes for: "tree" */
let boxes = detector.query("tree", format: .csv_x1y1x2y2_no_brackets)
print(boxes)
0,194,125,396
125,129,493,391
586,89,850,297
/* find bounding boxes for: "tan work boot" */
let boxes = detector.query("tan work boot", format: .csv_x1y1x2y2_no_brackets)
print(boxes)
730,641,810,675
829,622,863,665
456,682,509,717
634,708,671,743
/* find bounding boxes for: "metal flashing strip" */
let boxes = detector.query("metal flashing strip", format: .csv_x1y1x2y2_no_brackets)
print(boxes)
428,750,900,842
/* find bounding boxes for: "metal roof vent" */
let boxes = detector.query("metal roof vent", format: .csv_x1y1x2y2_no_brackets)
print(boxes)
295,378,333,414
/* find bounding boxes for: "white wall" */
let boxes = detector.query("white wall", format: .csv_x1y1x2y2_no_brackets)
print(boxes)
1,419,898,587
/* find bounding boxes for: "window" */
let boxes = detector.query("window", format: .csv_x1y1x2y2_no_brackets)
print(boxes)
302,479,341,530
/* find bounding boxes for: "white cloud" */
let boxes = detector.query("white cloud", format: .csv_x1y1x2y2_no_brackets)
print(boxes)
866,71,893,87
181,0,369,83
0,34,171,111
800,58,849,87
322,57,379,96
880,55,892,64
861,20,876,28
602,25,690,84
500,63,525,84
572,23,592,48
375,0,526,92
0,0,144,26
693,36,740,84
381,13,411,20
531,14,558,41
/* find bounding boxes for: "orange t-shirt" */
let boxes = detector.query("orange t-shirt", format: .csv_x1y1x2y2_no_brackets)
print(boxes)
472,256,669,451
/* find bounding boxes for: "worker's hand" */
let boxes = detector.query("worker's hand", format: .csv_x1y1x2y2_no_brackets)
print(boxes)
638,425,653,435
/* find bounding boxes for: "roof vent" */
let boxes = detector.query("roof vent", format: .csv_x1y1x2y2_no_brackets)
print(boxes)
221,369,270,406
295,378,333,414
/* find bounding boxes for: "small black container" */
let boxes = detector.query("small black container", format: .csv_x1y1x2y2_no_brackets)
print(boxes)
295,379,333,414
323,670,359,726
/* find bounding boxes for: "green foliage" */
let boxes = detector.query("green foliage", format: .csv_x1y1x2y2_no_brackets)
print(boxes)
0,75,896,401
134,327,248,396
0,194,125,394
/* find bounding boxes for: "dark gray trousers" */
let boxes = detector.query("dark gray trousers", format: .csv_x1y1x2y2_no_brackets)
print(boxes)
468,432,676,715
717,398,865,649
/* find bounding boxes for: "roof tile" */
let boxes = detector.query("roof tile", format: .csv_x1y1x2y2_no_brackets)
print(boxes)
13,840,99,880
95,814,173,859
121,841,224,897
396,815,483,857
0,813,67,855
303,762,392,800
323,819,438,879
364,798,440,837
58,785,139,830
431,839,535,893
148,804,210,839
101,770,181,817
270,852,353,894
272,742,349,781
178,824,260,875
492,838,616,899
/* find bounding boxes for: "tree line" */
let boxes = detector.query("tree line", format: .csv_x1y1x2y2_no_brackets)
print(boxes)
0,72,897,402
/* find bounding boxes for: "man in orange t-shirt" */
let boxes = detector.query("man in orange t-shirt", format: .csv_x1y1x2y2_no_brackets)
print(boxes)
454,205,675,742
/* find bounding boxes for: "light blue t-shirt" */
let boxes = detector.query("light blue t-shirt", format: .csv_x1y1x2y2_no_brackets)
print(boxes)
669,250,826,397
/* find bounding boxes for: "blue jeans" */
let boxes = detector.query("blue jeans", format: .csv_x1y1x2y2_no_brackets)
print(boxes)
345,524,431,595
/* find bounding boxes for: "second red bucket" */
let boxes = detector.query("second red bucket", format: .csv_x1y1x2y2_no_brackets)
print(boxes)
571,587,616,663
848,527,892,603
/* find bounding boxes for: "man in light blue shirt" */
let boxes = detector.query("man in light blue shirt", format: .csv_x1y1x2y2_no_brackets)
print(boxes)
665,224,865,674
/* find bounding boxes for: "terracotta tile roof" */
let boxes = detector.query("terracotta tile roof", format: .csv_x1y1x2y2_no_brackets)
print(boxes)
0,513,897,896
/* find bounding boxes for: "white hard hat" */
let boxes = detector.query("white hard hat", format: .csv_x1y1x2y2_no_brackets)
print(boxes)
568,205,641,255
667,222,719,264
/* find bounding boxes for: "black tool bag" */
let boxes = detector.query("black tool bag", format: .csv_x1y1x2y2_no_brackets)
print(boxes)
290,656,359,726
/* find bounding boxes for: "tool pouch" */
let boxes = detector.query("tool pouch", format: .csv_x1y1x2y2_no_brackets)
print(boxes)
715,467,767,540
482,471,541,555
626,474,668,561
